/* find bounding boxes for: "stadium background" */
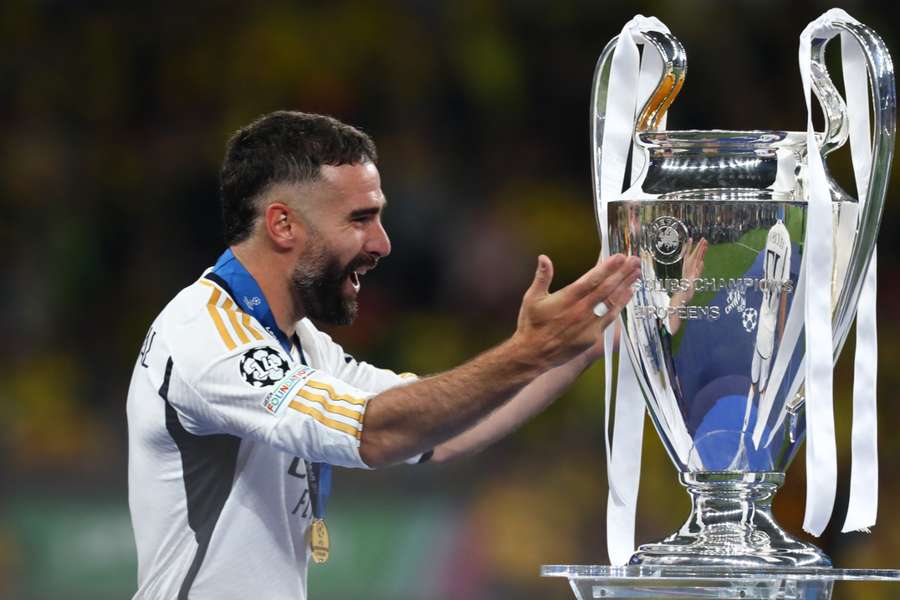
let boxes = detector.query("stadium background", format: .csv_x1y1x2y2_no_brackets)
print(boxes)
2,0,899,598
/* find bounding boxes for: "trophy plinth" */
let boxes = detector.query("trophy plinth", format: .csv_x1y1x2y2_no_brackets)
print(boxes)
630,473,830,568
541,565,900,600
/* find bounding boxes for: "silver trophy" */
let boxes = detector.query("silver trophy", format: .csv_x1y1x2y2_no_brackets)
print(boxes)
594,14,895,567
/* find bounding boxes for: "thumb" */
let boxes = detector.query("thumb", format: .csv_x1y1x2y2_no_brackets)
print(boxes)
525,254,554,299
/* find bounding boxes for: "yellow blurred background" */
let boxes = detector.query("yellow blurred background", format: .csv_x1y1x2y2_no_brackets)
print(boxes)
1,1,899,598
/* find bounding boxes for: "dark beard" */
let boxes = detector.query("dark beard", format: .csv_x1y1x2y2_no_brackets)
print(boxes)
291,243,369,326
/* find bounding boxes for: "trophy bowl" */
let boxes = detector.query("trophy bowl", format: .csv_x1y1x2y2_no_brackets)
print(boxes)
595,17,895,567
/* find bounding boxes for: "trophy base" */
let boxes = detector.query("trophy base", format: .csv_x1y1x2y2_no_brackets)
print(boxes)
629,472,831,567
541,565,900,600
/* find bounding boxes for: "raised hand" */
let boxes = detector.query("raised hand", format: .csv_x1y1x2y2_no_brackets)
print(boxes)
514,253,641,370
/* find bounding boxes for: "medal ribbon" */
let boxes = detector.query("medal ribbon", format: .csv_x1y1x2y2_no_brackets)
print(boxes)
593,15,671,566
209,249,333,522
798,8,881,536
210,249,292,352
307,461,332,520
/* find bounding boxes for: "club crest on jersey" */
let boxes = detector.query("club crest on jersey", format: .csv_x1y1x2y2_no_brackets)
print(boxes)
725,287,747,315
648,216,689,265
262,365,317,415
240,347,288,388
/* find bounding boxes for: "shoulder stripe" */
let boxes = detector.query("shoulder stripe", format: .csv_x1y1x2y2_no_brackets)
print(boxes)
206,288,236,350
305,380,367,406
221,298,251,345
288,401,361,439
296,389,364,424
241,313,264,340
200,279,269,348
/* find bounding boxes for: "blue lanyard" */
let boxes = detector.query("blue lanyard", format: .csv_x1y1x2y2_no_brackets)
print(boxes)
209,248,331,519
209,249,291,353
307,462,331,520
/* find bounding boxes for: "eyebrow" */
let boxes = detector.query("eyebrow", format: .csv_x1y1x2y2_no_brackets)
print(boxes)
349,199,387,219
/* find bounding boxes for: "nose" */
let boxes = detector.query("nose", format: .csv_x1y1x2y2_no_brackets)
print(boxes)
365,220,391,258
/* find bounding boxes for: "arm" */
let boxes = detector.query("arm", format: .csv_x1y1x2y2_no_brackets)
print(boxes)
429,344,597,463
359,253,640,467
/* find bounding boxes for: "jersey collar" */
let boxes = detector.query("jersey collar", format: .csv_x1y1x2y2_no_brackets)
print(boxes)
206,249,293,355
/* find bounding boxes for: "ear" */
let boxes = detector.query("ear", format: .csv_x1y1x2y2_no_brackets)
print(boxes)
263,202,306,250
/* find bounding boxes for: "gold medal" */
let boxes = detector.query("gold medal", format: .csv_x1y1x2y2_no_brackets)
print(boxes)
309,518,330,564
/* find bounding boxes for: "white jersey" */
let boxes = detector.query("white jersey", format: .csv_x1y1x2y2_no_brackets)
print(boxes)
755,221,791,359
751,221,791,391
127,275,416,600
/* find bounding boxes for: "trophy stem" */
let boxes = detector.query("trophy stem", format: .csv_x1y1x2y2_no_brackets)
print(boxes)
629,472,832,567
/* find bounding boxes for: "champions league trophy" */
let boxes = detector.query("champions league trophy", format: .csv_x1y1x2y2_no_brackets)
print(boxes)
543,9,900,599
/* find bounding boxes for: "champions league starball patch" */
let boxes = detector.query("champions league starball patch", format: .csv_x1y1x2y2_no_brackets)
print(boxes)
239,347,288,388
742,307,759,333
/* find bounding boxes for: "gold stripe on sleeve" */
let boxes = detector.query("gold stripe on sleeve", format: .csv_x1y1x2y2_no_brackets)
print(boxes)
222,298,251,345
241,313,264,340
207,288,236,350
289,401,361,439
296,389,364,424
305,380,367,406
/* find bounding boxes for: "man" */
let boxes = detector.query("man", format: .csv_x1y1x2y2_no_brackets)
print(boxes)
127,111,640,599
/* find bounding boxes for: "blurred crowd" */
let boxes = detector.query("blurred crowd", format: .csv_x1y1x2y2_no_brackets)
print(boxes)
2,1,899,598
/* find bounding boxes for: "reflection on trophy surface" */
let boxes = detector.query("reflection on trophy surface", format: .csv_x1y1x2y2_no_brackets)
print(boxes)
612,186,813,473
607,129,866,565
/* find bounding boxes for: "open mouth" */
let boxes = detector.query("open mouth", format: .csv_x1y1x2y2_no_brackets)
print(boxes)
344,259,376,295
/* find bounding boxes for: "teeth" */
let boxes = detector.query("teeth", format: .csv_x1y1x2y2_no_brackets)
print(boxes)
349,271,360,292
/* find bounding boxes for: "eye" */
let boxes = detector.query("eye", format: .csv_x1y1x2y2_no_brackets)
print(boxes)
349,209,380,224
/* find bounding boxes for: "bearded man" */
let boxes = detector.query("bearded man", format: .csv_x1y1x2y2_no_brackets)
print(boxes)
126,111,639,600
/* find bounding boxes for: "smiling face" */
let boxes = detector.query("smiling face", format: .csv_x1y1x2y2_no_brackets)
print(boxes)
289,162,391,325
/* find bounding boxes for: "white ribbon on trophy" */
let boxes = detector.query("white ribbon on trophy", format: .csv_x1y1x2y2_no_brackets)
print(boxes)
594,14,672,566
797,8,878,535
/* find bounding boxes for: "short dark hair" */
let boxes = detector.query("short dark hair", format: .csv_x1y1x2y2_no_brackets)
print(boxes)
220,111,377,245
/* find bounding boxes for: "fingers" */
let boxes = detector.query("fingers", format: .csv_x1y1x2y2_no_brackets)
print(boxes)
523,254,554,300
593,268,640,330
580,255,641,308
691,239,708,277
563,254,635,302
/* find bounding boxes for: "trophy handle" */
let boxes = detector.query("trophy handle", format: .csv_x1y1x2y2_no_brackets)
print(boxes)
590,29,686,229
809,40,849,157
636,31,687,131
590,30,686,139
815,19,896,348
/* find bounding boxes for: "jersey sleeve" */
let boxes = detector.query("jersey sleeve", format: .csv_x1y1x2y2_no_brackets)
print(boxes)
295,319,431,465
162,283,378,468
169,345,375,468
296,319,419,391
